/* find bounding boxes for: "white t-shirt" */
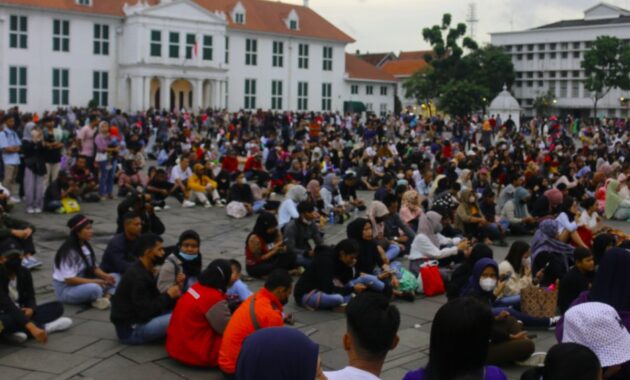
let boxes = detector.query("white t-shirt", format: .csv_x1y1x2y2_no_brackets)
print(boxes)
555,212,578,234
578,210,599,229
324,367,381,380
170,165,192,182
52,246,91,282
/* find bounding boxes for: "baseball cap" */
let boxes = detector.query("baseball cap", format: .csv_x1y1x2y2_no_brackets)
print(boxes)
563,302,630,367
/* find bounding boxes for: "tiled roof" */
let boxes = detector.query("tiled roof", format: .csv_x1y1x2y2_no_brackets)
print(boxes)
534,15,630,29
0,0,355,43
345,54,396,82
381,59,429,78
398,50,433,60
357,52,395,67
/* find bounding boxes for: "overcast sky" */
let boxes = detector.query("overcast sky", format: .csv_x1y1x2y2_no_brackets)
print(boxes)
283,0,630,53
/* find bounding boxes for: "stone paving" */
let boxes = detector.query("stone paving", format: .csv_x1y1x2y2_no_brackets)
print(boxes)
1,191,628,380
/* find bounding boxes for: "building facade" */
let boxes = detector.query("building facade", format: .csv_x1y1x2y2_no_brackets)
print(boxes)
0,0,394,114
490,2,630,118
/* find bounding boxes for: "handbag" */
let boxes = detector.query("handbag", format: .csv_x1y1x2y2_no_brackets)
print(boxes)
61,197,81,214
520,285,558,318
418,260,445,297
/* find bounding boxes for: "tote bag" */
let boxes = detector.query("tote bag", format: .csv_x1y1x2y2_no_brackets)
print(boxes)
418,261,445,297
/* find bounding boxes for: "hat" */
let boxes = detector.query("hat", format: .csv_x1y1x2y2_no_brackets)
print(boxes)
0,239,22,257
562,302,630,367
67,214,93,232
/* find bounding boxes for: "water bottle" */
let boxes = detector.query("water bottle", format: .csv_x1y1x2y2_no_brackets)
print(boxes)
329,211,335,225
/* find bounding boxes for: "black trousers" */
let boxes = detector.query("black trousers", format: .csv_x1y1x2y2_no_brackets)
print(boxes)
0,301,64,334
246,252,297,278
2,236,36,255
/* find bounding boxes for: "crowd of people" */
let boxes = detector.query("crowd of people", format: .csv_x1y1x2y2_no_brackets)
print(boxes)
0,104,629,379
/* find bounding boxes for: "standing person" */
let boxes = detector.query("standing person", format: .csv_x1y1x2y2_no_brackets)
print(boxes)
41,117,64,190
166,259,233,368
218,269,293,378
76,115,99,171
53,215,116,310
324,293,400,380
94,121,119,200
22,128,47,214
0,115,22,203
110,233,181,345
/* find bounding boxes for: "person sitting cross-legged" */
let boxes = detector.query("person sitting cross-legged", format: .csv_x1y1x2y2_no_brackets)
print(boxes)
283,200,323,268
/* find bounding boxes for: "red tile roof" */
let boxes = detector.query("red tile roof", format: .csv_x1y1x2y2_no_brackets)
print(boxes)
381,59,429,78
357,52,395,67
1,0,355,43
398,50,433,60
345,54,396,82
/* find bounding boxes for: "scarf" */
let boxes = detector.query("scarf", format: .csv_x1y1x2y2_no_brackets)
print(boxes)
323,173,337,194
306,180,320,200
513,187,530,219
531,220,574,270
604,180,622,219
544,188,563,208
417,211,442,246
368,201,389,238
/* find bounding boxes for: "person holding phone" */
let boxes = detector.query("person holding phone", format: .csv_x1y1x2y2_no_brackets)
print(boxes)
496,241,545,307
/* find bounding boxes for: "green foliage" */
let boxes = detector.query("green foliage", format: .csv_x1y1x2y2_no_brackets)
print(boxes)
464,45,516,97
403,68,437,105
439,80,487,117
532,90,556,117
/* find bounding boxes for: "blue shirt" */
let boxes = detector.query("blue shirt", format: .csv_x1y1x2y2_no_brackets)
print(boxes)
0,128,21,165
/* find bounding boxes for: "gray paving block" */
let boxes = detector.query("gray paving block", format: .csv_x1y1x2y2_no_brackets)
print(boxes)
73,307,112,322
382,366,411,380
156,359,225,380
90,362,184,380
81,355,136,377
0,344,23,359
16,372,55,380
292,309,346,326
0,365,30,380
120,344,169,364
70,320,118,340
306,319,346,349
397,327,431,350
0,348,90,374
320,347,348,370
24,334,99,353
77,339,125,358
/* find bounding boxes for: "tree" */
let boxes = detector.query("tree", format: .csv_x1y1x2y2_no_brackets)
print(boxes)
403,68,438,116
439,80,487,117
464,45,515,97
581,36,630,118
532,90,556,117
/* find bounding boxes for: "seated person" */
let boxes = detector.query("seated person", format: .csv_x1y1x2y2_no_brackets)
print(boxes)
68,155,99,202
381,194,417,256
0,208,41,269
604,179,630,221
218,269,293,377
521,343,601,380
455,189,507,246
447,243,493,300
225,259,252,311
320,173,349,220
531,187,563,219
500,187,537,235
116,192,165,235
497,241,543,306
324,293,400,380
555,196,588,248
170,157,195,208
187,163,223,208
110,233,181,345
157,230,202,293
245,212,298,278
117,159,148,198
399,190,423,231
558,247,595,314
338,171,366,211
283,201,323,268
578,197,608,235
228,171,256,216
166,259,233,368
100,212,143,276
278,185,308,229
146,168,180,210
44,171,79,213
53,215,117,310
0,239,72,344
530,220,575,287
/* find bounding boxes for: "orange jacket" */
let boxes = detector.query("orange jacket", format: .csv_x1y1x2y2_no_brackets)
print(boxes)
218,287,284,374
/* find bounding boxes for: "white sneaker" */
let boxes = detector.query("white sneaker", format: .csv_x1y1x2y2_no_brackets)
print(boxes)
26,207,35,214
45,317,73,334
34,208,42,214
153,206,162,212
203,202,212,208
214,200,224,208
163,205,171,210
91,297,111,310
10,196,21,204
182,200,196,208
5,332,28,343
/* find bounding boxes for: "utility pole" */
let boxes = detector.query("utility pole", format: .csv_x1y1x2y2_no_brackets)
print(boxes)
466,3,478,40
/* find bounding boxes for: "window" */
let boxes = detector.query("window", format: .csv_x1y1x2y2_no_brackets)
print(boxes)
573,71,580,78
516,45,523,52
225,36,229,63
583,82,591,98
504,45,512,52
515,81,521,88
271,80,283,110
549,43,556,50
571,81,580,98
53,19,70,52
202,35,213,61
561,43,568,50
169,32,179,58
365,103,373,112
366,85,373,95
538,53,544,59
561,52,568,58
93,24,109,55
289,20,298,30
185,33,196,59
245,39,257,66
516,54,522,61
516,73,522,79
560,81,567,97
538,72,544,78
298,44,309,69
585,41,593,48
92,71,108,107
527,44,534,51
561,71,568,78
244,79,256,109
549,81,556,95
538,81,544,87
150,30,161,57
272,41,284,67
323,46,333,71
572,42,580,49
527,81,533,87
538,44,545,50
9,15,27,49
549,71,556,78
8,66,27,104
573,51,580,59
380,86,388,96
52,68,69,106
298,82,308,110
527,54,533,60
380,103,387,116
549,52,556,59
322,83,332,111
76,0,91,5
234,13,245,24
351,85,358,95
527,72,533,78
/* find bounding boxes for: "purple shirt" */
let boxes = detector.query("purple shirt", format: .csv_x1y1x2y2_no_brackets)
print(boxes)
403,366,507,380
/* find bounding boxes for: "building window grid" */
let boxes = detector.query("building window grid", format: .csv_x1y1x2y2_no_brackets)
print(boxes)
289,20,298,30
235,13,244,24
53,19,70,52
298,82,308,110
185,33,196,59
92,71,108,107
351,85,358,95
9,66,27,105
150,30,161,57
298,44,309,69
366,85,373,95
571,81,580,98
169,32,179,58
323,46,333,71
9,15,28,49
380,103,387,116
244,79,256,109
380,86,388,96
93,24,109,55
52,68,69,106
203,35,213,61
321,83,332,111
271,80,283,110
77,0,91,5
272,41,284,67
245,39,257,66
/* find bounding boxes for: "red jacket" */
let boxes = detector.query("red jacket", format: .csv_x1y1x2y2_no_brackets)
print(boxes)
166,283,230,367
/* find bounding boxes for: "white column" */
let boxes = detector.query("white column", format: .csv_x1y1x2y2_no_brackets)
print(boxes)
213,80,221,109
160,77,172,112
194,79,203,111
219,80,225,109
130,76,143,112
143,76,151,110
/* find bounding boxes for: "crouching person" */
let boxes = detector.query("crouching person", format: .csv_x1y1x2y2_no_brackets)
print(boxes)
110,234,181,345
166,259,233,367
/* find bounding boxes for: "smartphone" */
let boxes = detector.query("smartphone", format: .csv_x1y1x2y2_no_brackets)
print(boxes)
499,272,513,282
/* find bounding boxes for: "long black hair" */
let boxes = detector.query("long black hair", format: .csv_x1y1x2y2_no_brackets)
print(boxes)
425,297,493,380
249,212,279,244
198,259,233,292
559,196,576,222
505,240,530,275
54,223,96,278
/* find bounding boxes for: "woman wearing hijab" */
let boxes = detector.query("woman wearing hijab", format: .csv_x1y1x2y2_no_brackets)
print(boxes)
277,185,307,229
320,173,348,220
500,187,537,235
455,189,506,245
531,187,563,219
157,230,203,293
530,220,575,287
235,327,326,380
245,212,297,278
166,259,233,367
306,179,325,214
367,200,407,261
457,168,473,191
399,190,423,230
604,179,630,221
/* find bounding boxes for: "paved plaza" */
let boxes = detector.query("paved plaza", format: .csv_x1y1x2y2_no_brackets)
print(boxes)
0,191,628,380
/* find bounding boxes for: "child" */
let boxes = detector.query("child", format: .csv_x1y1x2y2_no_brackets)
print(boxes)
558,247,595,313
226,259,252,311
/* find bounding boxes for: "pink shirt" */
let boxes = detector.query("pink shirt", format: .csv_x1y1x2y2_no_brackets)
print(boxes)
78,125,95,157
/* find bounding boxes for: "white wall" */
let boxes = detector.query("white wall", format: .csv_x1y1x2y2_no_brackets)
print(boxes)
344,79,395,115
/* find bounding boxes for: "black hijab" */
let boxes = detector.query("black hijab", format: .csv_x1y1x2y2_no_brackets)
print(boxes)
175,229,202,277
198,259,233,293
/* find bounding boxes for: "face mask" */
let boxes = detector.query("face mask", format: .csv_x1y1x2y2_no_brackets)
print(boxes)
479,278,497,292
179,251,197,261
152,253,166,266
522,257,531,268
434,223,443,234
4,256,22,274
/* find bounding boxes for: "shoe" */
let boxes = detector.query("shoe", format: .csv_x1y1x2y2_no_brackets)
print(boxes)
91,297,111,310
182,200,196,208
26,207,35,214
45,317,73,334
549,316,561,328
399,291,416,302
220,199,227,205
204,202,212,208
34,208,42,214
163,205,171,210
10,196,21,204
516,352,547,367
22,257,42,270
153,206,162,212
5,332,28,343
214,200,224,208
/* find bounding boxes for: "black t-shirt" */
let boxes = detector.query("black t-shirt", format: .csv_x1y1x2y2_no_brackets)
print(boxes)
338,181,357,201
558,267,594,313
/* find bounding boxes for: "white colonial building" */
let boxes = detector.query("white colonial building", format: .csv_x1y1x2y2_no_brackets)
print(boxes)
0,0,394,114
490,2,630,118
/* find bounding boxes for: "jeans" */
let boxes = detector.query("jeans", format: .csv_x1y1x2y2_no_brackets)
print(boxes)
227,279,252,302
0,301,64,334
385,243,401,261
53,274,119,304
45,200,62,212
495,294,521,308
44,162,61,189
98,160,116,196
23,168,44,210
347,274,385,292
492,306,550,328
253,199,266,213
115,313,172,345
296,253,313,268
301,291,349,310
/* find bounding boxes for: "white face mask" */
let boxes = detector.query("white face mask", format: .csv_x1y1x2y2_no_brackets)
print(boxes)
479,278,497,292
522,257,531,268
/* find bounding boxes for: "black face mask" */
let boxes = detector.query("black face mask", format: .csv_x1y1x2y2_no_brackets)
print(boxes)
4,256,22,274
152,254,166,267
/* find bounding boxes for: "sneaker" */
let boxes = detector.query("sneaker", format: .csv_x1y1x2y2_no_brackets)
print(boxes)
163,205,171,210
220,199,227,205
182,200,196,208
549,316,561,328
22,257,42,270
26,207,35,214
9,196,21,204
34,208,42,214
56,207,66,214
45,317,73,334
214,200,224,208
204,202,212,209
153,206,162,212
91,297,111,310
5,332,28,343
